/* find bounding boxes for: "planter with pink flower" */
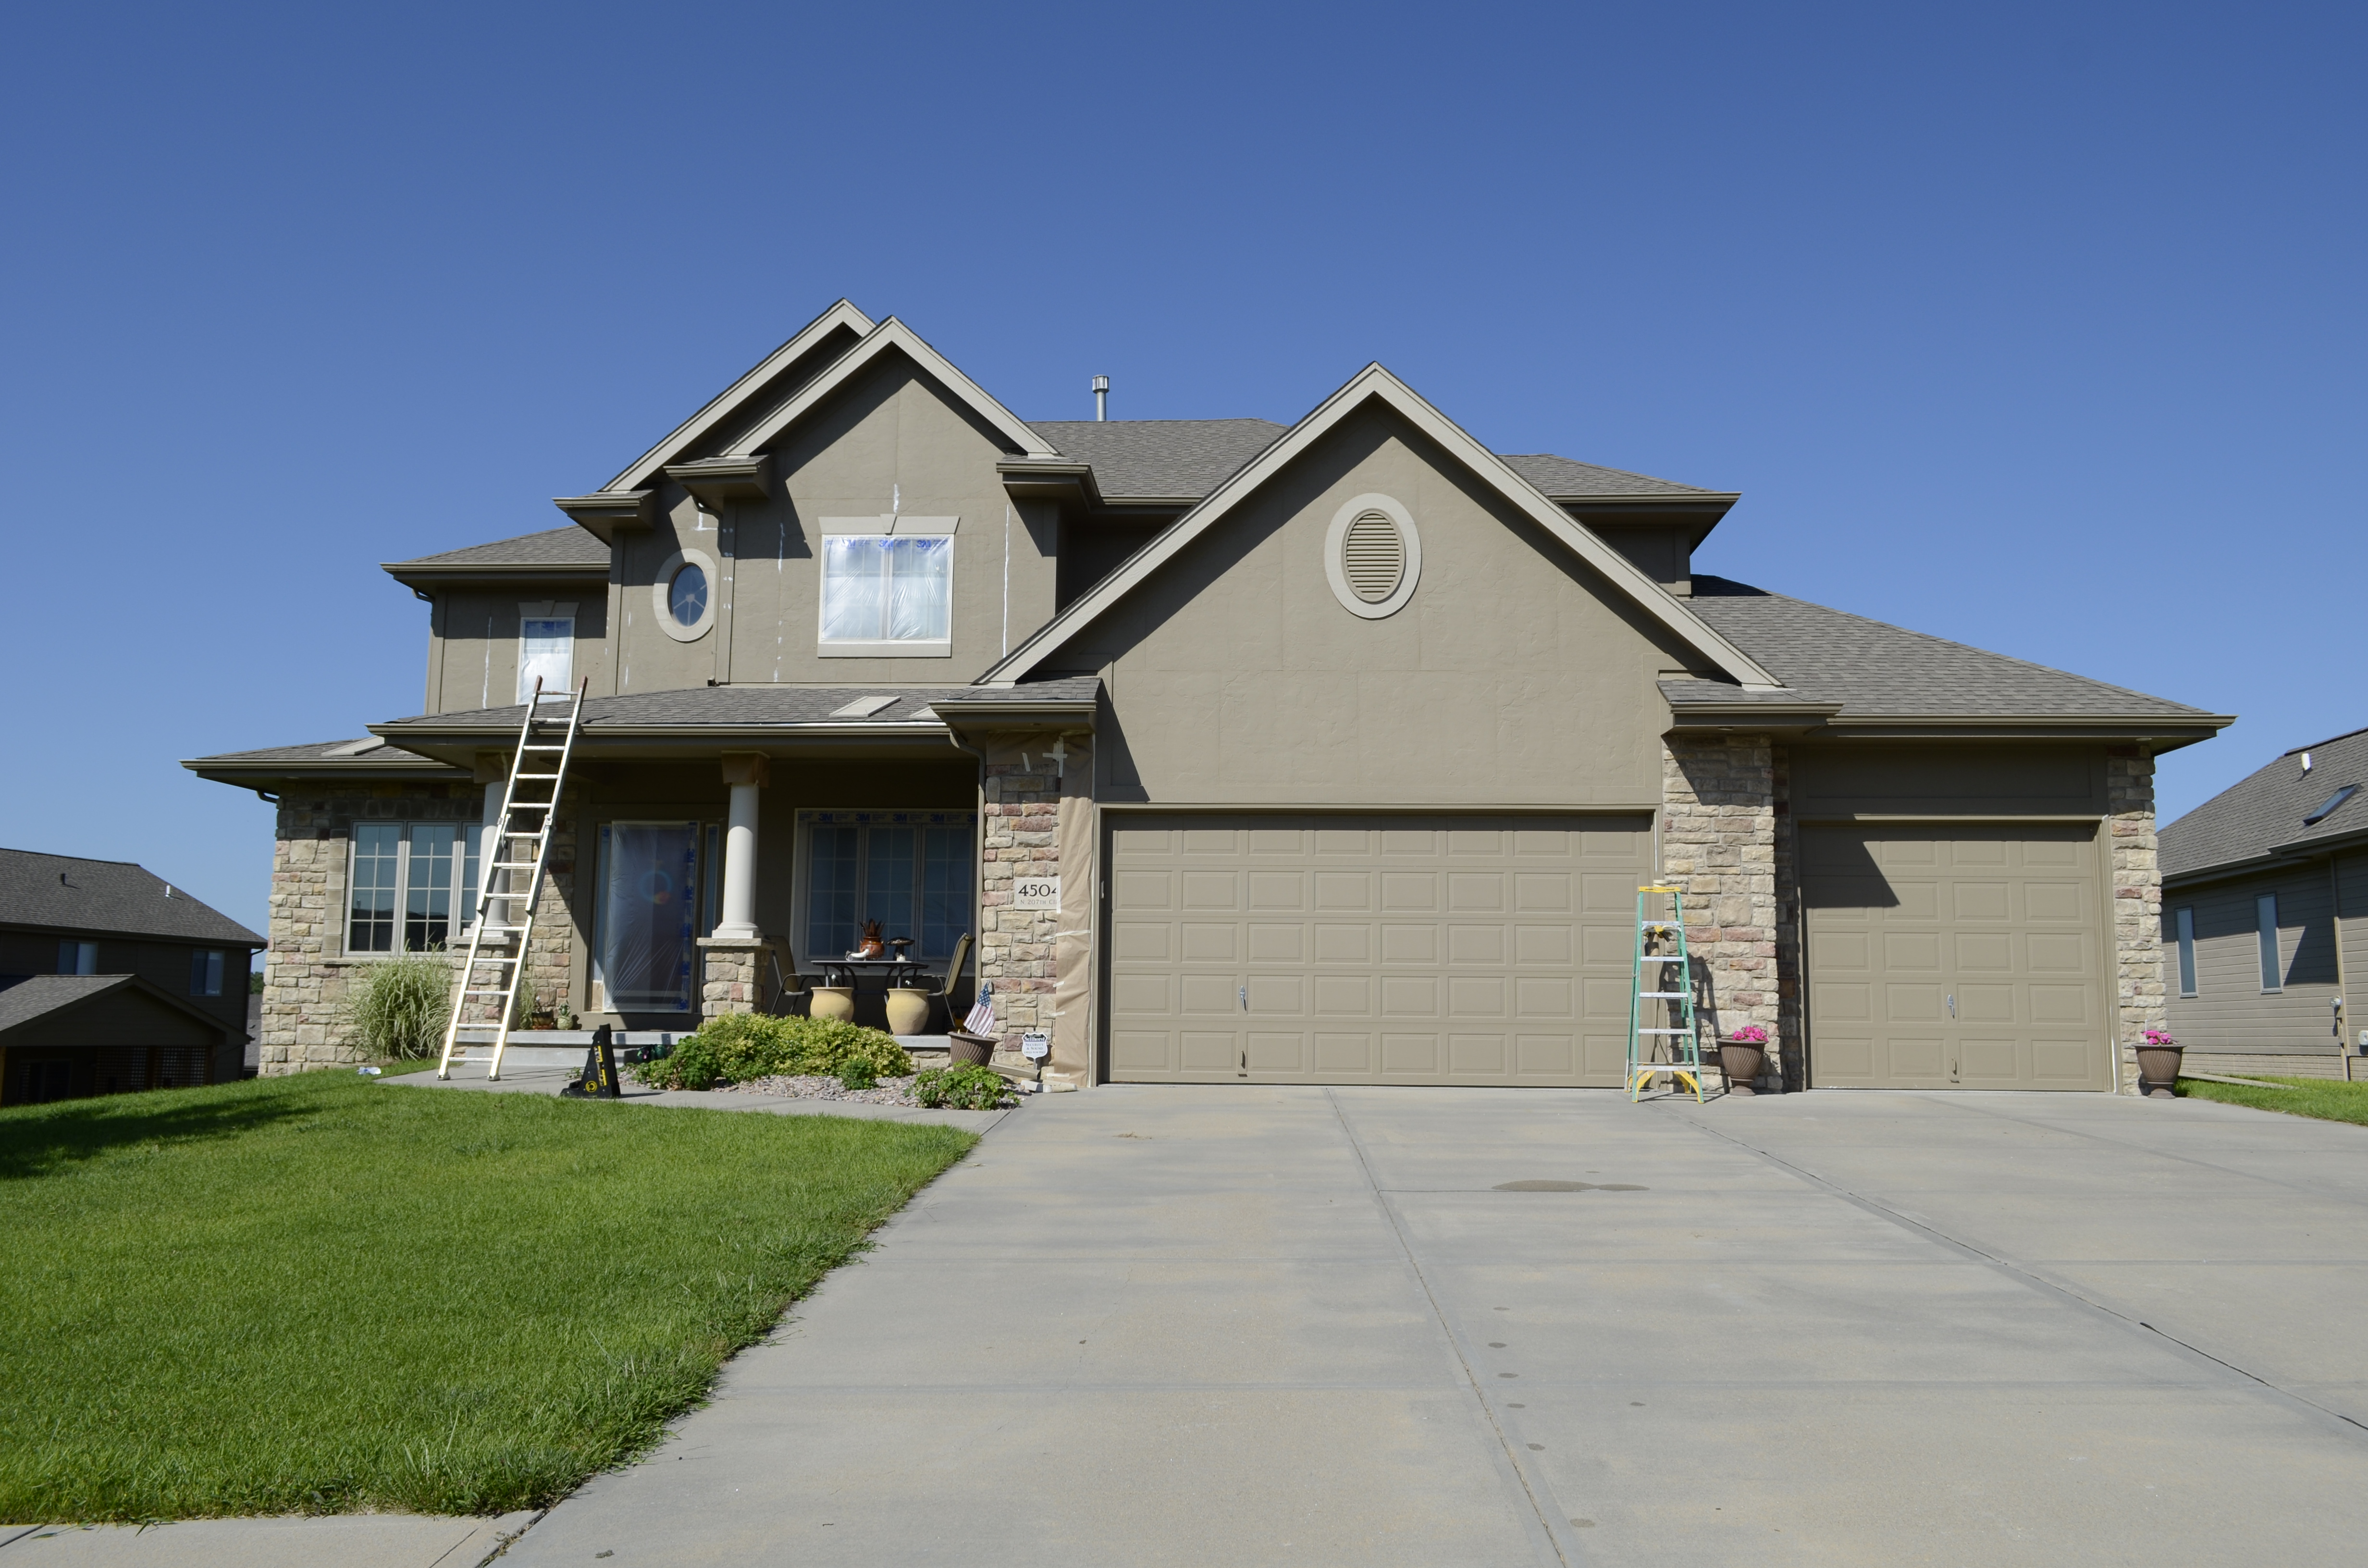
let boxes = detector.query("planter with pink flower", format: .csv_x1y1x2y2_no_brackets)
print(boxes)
1720,1025,1770,1096
2134,1028,2182,1099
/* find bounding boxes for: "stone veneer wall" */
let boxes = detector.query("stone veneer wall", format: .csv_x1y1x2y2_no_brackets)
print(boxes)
974,749,1060,1057
260,781,579,1072
2108,751,2165,1095
1770,745,1805,1091
1660,738,1783,1089
697,937,795,1020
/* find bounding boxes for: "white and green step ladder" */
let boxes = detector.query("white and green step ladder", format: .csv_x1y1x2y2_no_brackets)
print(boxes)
436,676,588,1081
1626,883,1704,1102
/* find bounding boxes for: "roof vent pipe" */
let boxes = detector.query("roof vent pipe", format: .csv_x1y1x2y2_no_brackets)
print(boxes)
1093,375,1109,421
2303,751,2314,774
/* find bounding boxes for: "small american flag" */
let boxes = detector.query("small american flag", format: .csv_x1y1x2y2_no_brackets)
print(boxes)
962,980,995,1037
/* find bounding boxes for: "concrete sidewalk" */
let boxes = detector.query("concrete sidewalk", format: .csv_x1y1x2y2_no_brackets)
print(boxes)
0,1512,538,1566
488,1086,2368,1566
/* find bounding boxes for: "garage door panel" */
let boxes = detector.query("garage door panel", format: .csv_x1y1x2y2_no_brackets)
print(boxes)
1108,812,1648,1084
1805,824,2107,1090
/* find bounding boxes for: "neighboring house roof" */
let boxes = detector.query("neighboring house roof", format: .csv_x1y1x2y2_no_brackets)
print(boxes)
372,680,1103,738
0,973,242,1045
1679,577,2224,724
384,527,610,573
985,364,1781,691
0,849,262,946
1026,420,1287,501
2160,724,2368,882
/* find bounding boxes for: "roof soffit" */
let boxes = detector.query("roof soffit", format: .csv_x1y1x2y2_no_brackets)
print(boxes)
603,299,876,494
978,365,1780,689
723,318,1058,465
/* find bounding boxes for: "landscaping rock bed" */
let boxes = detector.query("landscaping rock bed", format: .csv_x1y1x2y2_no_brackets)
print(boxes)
714,1074,921,1106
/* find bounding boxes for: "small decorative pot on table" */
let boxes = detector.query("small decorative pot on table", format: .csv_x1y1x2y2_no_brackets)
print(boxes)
1720,1025,1769,1096
2134,1028,2182,1099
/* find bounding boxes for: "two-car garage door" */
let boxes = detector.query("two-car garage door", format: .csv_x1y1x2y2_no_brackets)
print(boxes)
1107,814,1649,1086
1801,824,2111,1090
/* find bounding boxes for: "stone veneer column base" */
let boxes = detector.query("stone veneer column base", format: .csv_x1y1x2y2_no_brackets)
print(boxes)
696,936,788,1021
1661,737,1784,1091
2108,752,2166,1096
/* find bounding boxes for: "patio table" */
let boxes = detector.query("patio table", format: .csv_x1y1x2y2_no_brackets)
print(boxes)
815,956,928,990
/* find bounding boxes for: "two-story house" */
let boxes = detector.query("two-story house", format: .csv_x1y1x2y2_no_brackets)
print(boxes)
189,300,2231,1093
0,848,260,1104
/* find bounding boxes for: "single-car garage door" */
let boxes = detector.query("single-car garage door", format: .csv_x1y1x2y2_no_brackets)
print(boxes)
1802,824,2111,1090
1107,814,1650,1085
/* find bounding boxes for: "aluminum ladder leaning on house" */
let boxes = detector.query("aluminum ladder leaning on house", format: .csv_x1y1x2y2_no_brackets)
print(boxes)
1626,884,1704,1102
436,676,589,1081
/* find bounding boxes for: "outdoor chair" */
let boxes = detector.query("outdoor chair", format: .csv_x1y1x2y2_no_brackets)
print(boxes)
766,943,815,1018
916,932,973,1034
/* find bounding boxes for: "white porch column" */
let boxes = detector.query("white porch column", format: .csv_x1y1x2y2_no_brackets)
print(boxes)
474,754,508,928
715,753,769,940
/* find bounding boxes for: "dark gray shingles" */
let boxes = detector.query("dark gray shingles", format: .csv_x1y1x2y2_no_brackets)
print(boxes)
379,680,1101,731
1658,678,1825,707
189,739,444,765
2160,726,2368,881
0,975,135,1033
1027,420,1286,498
0,850,262,945
1502,454,1718,498
1685,576,2216,721
389,527,610,569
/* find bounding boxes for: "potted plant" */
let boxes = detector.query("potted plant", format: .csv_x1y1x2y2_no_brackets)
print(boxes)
1721,1024,1769,1096
2134,1027,2182,1099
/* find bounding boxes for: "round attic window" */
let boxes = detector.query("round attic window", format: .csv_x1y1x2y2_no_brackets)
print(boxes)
650,546,719,642
1324,493,1421,619
668,563,708,626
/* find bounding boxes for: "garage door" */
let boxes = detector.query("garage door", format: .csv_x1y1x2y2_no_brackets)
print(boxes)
1107,814,1650,1085
1802,824,2110,1090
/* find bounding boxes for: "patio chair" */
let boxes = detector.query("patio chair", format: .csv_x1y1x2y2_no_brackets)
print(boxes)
913,932,973,1034
765,943,816,1018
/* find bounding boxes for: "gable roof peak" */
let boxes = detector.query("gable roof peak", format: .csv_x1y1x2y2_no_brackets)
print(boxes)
978,360,1779,689
722,315,1057,464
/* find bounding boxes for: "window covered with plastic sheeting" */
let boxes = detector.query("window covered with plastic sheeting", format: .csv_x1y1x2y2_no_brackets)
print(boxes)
595,822,700,1013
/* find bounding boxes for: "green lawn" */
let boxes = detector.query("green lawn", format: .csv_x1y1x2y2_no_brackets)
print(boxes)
2175,1073,2368,1127
0,1071,976,1522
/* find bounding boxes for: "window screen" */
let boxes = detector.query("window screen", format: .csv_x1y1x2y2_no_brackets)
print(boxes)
190,949,225,996
2257,893,2282,991
57,940,97,975
349,824,401,953
2174,907,2196,997
348,821,484,955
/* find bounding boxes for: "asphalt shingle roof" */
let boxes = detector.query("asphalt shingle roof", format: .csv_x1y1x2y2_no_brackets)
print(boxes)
1501,454,1718,498
389,527,611,569
0,849,263,946
2160,725,2368,882
377,680,1102,732
0,975,132,1032
189,739,444,765
1028,420,1286,499
1682,576,2214,721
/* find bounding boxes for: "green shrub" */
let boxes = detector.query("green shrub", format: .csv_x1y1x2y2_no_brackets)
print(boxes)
343,953,454,1061
837,1060,878,1091
912,1064,1012,1110
633,1015,912,1090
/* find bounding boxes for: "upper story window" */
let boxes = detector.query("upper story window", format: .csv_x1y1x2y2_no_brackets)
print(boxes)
57,940,96,975
190,948,225,996
818,531,952,657
651,548,718,643
518,618,574,704
347,822,483,955
667,565,707,627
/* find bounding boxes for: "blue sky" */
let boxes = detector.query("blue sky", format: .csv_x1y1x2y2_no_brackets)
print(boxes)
1,2,2359,938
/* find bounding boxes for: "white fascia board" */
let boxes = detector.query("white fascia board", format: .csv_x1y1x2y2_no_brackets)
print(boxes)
602,299,876,494
725,318,1058,463
980,364,1780,689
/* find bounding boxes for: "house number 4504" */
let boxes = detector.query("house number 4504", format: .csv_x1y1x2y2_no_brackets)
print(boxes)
1013,875,1061,910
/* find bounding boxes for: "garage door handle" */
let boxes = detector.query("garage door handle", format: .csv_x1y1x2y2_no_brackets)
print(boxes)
1240,986,1247,1011
1947,993,1955,1018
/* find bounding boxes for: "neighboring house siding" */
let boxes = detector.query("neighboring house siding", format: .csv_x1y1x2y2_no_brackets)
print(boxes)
0,931,252,1044
2164,868,2343,1055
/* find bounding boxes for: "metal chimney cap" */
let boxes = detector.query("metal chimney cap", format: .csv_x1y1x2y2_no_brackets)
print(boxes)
1092,375,1110,392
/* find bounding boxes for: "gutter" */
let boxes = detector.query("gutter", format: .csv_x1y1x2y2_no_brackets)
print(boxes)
2162,823,2368,891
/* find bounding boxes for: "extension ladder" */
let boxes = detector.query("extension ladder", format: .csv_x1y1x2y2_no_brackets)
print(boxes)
1626,884,1703,1102
436,677,588,1081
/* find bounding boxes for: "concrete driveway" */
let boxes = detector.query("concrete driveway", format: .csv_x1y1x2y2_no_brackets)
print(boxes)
502,1086,2368,1567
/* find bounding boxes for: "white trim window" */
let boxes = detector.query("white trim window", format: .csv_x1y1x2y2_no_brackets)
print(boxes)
518,617,574,703
190,948,226,996
346,822,484,955
797,809,974,963
818,533,952,656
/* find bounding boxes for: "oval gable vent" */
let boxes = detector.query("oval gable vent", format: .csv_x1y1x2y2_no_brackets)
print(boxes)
1342,510,1405,603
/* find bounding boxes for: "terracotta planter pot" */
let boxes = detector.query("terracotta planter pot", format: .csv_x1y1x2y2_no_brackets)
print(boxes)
948,1030,996,1066
884,987,932,1036
1719,1042,1766,1096
809,986,856,1023
2135,1044,2183,1099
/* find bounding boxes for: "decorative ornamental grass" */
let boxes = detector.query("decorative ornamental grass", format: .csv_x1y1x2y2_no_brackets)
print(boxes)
0,1071,974,1521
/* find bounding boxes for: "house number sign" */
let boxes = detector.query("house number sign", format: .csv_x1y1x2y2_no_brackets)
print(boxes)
1013,874,1061,910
